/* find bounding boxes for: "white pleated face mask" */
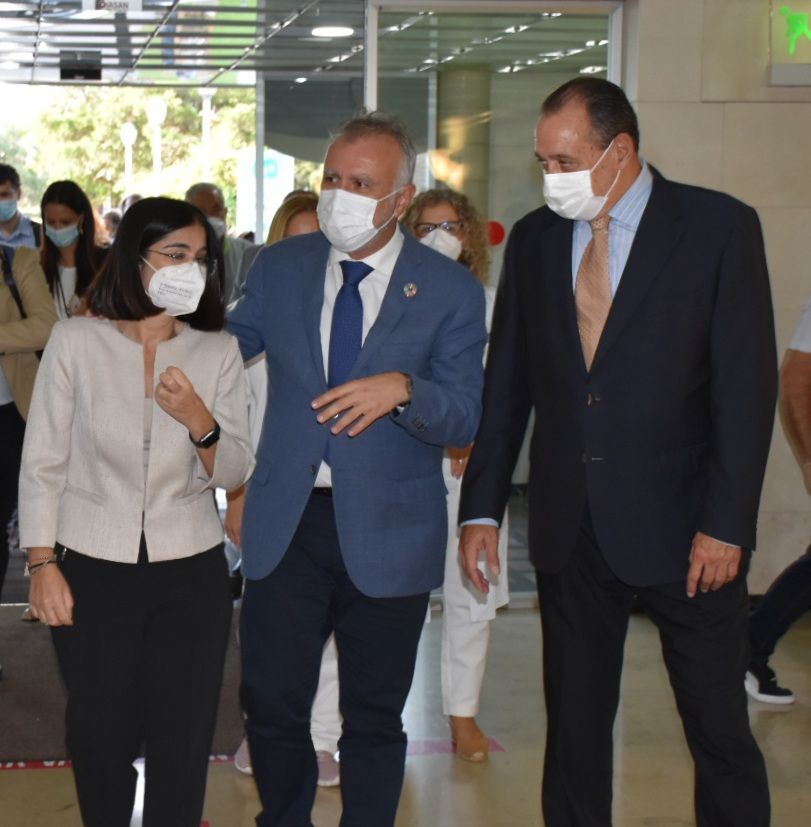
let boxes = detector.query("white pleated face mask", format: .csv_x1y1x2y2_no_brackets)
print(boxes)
542,139,620,222
142,258,206,316
419,227,464,262
317,187,402,253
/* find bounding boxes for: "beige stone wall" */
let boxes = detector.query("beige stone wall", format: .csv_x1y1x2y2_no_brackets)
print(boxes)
623,0,811,590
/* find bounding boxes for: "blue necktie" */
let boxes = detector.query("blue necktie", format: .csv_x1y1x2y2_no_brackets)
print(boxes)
328,260,374,389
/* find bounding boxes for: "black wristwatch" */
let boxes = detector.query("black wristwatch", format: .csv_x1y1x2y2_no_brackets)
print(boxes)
190,421,220,448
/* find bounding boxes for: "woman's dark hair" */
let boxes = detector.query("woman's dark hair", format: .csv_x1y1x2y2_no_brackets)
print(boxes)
541,77,640,151
88,196,225,331
40,180,108,302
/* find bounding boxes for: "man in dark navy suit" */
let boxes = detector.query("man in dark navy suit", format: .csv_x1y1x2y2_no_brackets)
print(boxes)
229,113,486,827
459,79,776,826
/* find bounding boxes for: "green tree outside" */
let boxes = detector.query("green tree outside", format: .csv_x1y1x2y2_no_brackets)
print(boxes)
0,86,256,222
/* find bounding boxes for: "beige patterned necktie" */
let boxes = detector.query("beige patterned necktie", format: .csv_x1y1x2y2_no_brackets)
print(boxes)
574,215,612,370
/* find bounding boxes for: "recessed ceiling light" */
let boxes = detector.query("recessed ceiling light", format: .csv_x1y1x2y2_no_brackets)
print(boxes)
295,77,307,83
599,39,609,46
586,40,596,47
580,65,606,75
312,26,354,38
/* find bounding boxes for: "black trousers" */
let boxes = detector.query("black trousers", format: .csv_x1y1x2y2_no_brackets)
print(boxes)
749,543,811,662
50,538,232,827
0,401,25,600
240,492,430,827
536,508,770,827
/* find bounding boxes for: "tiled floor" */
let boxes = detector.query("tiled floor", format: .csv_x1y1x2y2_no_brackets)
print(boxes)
2,608,809,826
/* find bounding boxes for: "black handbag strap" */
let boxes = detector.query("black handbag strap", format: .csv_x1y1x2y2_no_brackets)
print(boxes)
1,244,26,319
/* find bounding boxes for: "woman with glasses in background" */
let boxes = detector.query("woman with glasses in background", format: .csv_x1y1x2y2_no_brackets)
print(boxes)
402,188,509,763
19,196,254,827
40,180,108,319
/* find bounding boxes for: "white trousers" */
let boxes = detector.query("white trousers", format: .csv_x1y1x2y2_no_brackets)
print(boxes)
440,460,509,717
311,635,341,754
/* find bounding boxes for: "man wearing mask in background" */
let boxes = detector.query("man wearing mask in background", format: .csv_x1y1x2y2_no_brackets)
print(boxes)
0,164,41,249
185,181,259,302
459,78,776,826
228,112,486,827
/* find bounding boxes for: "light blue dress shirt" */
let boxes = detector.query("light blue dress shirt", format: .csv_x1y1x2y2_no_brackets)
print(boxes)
0,212,38,249
571,160,653,295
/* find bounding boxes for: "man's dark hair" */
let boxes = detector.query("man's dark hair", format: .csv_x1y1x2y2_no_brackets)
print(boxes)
0,163,21,190
88,196,225,331
541,78,640,151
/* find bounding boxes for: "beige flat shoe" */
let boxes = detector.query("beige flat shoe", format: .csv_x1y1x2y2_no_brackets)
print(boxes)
449,716,489,763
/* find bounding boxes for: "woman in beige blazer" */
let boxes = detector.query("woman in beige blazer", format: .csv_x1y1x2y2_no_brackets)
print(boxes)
19,197,254,827
0,244,57,603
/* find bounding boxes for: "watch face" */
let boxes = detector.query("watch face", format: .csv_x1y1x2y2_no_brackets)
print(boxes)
197,423,220,448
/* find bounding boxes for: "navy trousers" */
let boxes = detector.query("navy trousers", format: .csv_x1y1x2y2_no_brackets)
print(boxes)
536,507,770,827
240,491,429,827
749,543,811,663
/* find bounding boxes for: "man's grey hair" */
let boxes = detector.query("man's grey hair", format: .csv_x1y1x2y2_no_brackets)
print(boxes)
185,182,223,202
330,111,416,187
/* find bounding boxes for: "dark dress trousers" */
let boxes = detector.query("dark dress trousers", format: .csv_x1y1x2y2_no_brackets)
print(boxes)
460,168,777,827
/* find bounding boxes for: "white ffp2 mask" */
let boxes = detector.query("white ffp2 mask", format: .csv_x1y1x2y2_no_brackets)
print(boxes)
143,259,206,316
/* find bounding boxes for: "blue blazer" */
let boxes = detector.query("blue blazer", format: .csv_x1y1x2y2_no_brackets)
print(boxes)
228,230,487,597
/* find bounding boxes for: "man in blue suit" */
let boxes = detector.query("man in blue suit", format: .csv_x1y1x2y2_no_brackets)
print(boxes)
228,113,486,827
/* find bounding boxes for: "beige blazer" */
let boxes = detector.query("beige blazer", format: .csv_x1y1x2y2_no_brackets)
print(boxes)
19,317,255,562
0,246,58,419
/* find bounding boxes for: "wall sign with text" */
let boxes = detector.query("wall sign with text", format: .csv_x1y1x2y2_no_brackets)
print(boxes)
770,3,811,83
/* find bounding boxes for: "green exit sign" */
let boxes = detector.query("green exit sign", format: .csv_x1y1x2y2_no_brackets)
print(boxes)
771,3,811,83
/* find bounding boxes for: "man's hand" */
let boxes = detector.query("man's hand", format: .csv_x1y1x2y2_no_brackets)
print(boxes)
459,524,500,594
447,445,472,479
312,372,411,437
225,486,246,548
686,532,742,598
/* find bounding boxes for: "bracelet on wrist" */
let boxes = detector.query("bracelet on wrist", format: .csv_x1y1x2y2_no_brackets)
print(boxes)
24,557,58,577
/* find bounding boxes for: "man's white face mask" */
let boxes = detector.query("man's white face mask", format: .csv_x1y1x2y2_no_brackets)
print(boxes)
207,216,227,239
317,187,402,253
542,138,620,222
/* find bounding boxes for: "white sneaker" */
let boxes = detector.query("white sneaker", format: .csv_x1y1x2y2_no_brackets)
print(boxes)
316,750,340,787
234,737,253,775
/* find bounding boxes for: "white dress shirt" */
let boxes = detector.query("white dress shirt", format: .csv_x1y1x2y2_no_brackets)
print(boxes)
314,227,405,487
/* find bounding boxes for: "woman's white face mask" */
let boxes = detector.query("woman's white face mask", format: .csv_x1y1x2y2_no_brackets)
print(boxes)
142,258,206,316
317,187,402,253
542,139,620,222
419,227,463,262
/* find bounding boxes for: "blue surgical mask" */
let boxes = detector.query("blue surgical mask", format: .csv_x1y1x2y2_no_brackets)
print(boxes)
45,223,80,248
0,199,18,222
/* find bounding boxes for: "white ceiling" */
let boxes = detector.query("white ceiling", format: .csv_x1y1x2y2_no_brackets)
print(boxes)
0,1,608,87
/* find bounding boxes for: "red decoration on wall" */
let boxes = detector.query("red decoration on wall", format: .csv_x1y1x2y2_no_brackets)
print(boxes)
487,221,506,246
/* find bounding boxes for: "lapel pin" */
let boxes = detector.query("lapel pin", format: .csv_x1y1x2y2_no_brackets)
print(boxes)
403,282,418,299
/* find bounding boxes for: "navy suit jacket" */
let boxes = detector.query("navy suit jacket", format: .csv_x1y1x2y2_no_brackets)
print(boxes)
228,230,487,597
460,169,778,586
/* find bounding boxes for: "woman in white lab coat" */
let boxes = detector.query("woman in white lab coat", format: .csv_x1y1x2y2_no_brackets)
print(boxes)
402,189,509,762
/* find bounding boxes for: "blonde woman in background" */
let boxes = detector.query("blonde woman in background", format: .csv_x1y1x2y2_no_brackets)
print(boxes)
229,191,343,787
402,188,509,762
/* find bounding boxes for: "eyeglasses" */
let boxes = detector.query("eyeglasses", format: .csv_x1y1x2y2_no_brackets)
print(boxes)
145,248,216,276
413,220,465,239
